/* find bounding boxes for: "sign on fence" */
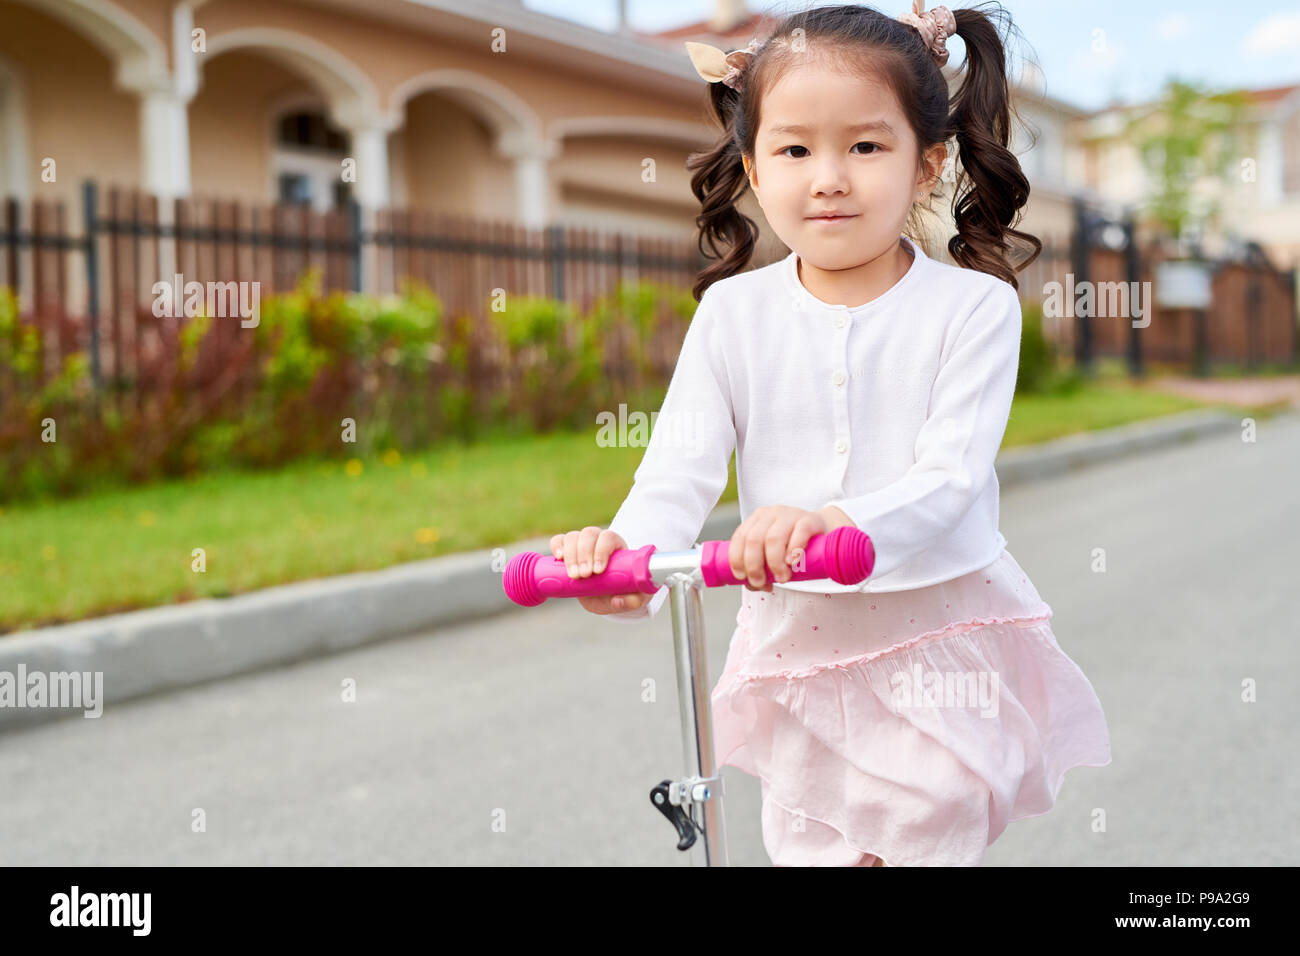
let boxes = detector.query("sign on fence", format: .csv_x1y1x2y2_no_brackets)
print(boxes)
1155,260,1213,309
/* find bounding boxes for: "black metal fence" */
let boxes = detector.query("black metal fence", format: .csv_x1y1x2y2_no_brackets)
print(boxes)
0,180,711,391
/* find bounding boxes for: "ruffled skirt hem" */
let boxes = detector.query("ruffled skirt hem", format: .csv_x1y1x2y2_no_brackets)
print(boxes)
708,551,1113,867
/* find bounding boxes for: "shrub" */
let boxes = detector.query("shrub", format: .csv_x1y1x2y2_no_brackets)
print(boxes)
0,274,691,503
1016,300,1056,395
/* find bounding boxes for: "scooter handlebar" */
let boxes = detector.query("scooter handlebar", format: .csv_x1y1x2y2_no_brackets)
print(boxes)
504,526,874,606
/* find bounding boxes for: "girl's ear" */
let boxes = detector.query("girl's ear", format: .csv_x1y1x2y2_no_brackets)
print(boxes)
919,142,947,192
743,154,758,193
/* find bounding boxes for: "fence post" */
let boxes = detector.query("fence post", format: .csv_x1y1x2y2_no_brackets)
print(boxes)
1123,214,1142,378
347,198,362,293
1291,268,1299,366
1070,197,1093,375
1246,271,1260,373
547,224,564,301
82,179,101,393
1193,305,1209,377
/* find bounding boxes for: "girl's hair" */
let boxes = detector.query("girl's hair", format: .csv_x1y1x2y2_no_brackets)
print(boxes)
686,2,1042,300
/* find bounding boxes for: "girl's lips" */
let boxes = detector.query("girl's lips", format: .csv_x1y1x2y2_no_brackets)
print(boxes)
808,214,858,223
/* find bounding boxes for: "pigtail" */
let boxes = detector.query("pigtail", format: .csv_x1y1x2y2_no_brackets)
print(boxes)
686,82,760,302
945,3,1041,289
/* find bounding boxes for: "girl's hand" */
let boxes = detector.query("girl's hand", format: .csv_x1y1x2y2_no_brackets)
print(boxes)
727,506,831,591
549,527,648,615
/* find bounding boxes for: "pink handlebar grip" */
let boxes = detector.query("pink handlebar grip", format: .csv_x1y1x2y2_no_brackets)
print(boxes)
700,525,874,588
503,527,875,607
504,544,658,607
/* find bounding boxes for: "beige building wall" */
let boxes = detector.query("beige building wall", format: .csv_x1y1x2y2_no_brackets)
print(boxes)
549,138,698,236
0,2,142,204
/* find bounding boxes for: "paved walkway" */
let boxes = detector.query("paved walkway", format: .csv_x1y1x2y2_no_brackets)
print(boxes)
1147,374,1300,408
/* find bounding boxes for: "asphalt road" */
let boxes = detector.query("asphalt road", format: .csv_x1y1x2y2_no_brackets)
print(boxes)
1,412,1296,866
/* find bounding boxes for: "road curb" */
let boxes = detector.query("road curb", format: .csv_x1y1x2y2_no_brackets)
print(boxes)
0,405,1285,732
994,406,1253,487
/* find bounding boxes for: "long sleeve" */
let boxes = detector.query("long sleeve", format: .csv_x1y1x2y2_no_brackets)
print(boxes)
603,287,736,623
823,281,1022,582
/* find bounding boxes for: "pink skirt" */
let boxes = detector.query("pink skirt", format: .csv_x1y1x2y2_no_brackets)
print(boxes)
710,548,1112,867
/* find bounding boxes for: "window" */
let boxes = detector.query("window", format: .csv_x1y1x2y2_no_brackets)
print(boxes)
272,110,352,211
278,111,349,152
278,172,313,205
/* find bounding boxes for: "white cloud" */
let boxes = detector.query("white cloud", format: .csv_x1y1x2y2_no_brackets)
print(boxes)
1156,14,1189,41
1242,12,1300,56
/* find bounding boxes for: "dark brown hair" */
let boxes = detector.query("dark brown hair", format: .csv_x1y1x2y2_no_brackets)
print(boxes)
685,2,1042,300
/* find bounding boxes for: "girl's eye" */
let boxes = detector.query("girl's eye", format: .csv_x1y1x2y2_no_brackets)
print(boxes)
779,142,881,158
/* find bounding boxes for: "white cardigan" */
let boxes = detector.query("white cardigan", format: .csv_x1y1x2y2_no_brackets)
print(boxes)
605,234,1023,623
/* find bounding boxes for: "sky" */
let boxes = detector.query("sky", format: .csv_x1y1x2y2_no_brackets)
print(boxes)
521,0,1300,111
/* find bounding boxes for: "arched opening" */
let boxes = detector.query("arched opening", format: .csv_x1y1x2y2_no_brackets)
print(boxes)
387,69,546,223
191,29,379,205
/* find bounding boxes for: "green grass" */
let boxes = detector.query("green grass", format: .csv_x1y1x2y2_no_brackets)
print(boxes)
0,380,1288,633
1003,378,1264,445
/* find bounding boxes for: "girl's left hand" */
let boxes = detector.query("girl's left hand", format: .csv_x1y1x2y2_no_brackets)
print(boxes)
728,506,830,591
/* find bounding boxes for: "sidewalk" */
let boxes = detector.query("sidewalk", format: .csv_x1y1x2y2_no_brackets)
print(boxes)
0,403,1290,731
1143,374,1300,409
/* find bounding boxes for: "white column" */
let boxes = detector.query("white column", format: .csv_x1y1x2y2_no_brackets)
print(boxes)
499,132,558,229
349,125,391,210
514,153,548,228
126,1,199,203
138,88,191,201
333,105,400,213
1258,119,1284,206
332,107,400,295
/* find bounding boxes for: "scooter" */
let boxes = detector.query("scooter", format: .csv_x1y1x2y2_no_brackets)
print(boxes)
503,526,875,866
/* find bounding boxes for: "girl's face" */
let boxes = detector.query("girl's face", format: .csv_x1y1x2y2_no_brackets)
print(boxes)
745,59,943,272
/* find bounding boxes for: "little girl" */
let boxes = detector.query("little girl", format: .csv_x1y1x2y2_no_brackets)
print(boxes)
551,1,1111,867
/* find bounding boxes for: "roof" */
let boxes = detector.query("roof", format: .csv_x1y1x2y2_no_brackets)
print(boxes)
1079,81,1300,122
638,12,772,45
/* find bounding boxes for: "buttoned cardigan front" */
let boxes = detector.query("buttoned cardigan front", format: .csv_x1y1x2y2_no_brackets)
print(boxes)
605,234,1024,623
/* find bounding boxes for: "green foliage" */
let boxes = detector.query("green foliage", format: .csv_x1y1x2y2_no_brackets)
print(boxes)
1122,78,1254,240
1016,300,1052,395
1013,299,1082,397
0,275,695,503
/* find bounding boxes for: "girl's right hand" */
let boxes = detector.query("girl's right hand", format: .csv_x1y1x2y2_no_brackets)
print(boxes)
550,526,647,615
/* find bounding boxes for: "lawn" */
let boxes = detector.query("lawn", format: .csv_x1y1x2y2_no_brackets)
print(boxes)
0,378,1286,633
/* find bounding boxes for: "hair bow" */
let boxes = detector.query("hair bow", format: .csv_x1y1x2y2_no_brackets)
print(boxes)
684,38,763,93
896,0,957,67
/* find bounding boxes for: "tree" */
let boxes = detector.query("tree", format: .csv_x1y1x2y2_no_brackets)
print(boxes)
1121,78,1254,243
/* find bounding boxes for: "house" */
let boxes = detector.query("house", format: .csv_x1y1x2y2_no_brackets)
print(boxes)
1073,82,1300,269
0,0,1090,260
0,0,715,240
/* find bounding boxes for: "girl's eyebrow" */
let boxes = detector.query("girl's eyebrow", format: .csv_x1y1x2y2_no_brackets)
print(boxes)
767,120,897,137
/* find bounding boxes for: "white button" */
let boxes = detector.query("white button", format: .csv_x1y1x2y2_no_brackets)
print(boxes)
834,315,846,329
832,370,846,387
834,439,847,454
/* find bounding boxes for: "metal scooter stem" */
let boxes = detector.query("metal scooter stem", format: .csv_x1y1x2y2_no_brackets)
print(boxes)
503,526,874,864
649,549,728,866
